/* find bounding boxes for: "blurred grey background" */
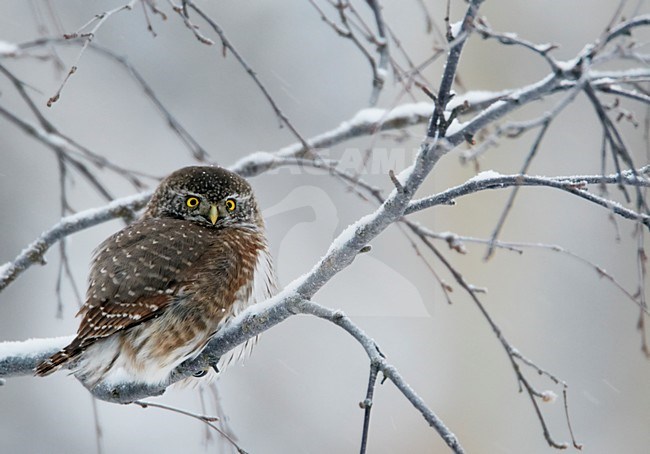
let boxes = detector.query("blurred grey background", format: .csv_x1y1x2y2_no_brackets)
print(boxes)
1,1,649,453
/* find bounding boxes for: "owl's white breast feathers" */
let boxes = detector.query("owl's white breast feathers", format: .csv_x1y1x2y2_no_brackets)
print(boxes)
217,246,277,368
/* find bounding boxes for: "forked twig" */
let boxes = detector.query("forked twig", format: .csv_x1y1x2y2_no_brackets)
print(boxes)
48,1,138,107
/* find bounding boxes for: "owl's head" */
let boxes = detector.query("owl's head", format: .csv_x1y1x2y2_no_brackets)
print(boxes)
144,166,263,229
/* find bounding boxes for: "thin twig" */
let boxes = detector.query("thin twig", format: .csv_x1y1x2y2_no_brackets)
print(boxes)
563,388,584,450
48,1,138,107
420,230,645,312
133,400,247,453
89,397,104,454
0,62,151,194
484,120,552,260
364,0,389,105
359,362,380,454
298,301,465,454
18,38,210,161
184,0,313,153
166,0,214,44
414,233,577,449
474,17,559,71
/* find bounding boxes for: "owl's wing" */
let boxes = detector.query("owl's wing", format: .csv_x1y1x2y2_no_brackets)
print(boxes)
74,217,212,345
35,218,220,377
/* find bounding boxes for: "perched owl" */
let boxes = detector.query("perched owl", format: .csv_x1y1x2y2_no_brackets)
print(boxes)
35,166,276,388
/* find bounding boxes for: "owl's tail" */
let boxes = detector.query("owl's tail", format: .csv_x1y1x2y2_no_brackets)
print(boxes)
34,341,82,377
34,350,72,376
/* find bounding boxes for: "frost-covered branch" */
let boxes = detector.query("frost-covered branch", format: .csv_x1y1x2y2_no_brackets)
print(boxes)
406,170,650,229
230,101,434,176
0,101,434,297
0,295,466,453
0,193,150,293
0,336,72,378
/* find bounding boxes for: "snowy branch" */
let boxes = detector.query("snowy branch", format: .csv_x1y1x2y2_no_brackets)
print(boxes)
0,101,434,296
0,336,72,378
0,296,466,453
0,193,151,292
230,101,434,177
406,169,650,229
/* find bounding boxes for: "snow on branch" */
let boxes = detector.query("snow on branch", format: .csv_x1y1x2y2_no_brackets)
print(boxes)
0,192,151,293
0,336,72,378
0,101,437,297
0,293,464,452
406,170,650,229
230,102,434,177
4,167,646,379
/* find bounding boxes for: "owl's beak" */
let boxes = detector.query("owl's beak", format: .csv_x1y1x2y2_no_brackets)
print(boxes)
209,204,218,225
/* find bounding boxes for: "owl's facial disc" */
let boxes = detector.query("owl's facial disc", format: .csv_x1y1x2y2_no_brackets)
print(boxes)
146,166,260,228
182,194,237,227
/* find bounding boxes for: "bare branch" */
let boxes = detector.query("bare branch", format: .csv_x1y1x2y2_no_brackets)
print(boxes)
359,362,380,454
0,297,466,453
48,1,138,107
421,230,644,311
407,170,650,229
484,120,551,260
18,38,211,161
412,232,578,449
166,0,214,45
133,400,247,453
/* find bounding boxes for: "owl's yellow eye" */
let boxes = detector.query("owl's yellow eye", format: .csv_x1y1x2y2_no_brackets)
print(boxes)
225,199,236,211
186,197,200,208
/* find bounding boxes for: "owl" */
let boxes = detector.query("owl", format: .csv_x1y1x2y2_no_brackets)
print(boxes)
35,166,276,388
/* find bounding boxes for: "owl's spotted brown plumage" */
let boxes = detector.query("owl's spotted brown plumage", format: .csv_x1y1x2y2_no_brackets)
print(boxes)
35,166,276,388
